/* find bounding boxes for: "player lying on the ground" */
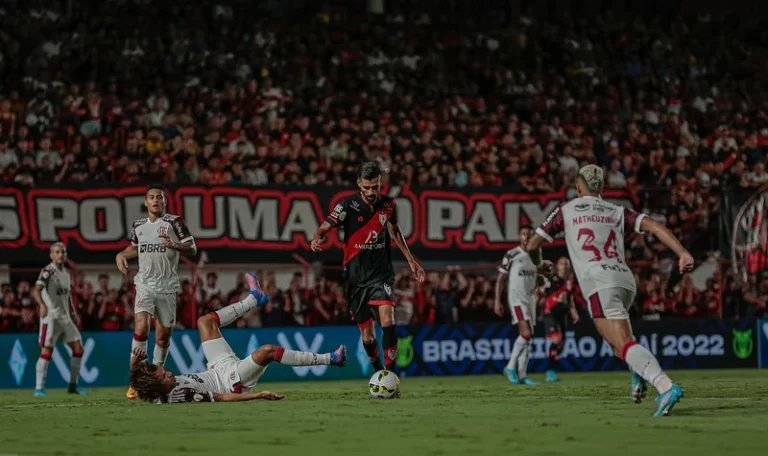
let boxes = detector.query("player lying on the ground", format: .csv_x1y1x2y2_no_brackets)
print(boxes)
129,274,347,403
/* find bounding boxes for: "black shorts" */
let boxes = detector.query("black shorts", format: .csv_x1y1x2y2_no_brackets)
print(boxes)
544,306,568,338
346,282,395,327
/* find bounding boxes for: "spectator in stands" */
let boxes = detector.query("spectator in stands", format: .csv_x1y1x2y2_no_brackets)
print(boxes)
5,2,768,331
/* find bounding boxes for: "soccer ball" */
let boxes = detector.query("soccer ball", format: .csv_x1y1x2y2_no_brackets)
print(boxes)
368,370,400,399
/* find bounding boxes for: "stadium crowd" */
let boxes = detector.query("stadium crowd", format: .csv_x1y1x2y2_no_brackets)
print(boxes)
0,260,737,334
1,1,767,332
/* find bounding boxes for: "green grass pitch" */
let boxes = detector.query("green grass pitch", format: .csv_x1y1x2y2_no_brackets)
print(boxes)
1,370,766,456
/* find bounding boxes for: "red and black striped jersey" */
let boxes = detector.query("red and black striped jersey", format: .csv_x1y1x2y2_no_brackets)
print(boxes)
326,193,398,287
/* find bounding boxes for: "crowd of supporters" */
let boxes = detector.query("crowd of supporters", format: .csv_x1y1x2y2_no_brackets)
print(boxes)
1,1,767,332
0,257,754,334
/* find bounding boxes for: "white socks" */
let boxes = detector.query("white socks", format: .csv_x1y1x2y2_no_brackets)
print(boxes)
153,345,169,367
36,355,50,390
517,339,531,378
274,346,330,366
623,342,672,394
37,351,83,389
131,333,148,363
214,294,257,327
508,335,531,376
70,353,83,385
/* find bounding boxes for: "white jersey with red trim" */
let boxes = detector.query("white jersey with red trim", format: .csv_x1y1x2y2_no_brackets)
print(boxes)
157,371,221,404
498,247,538,306
36,263,72,321
536,195,645,299
130,214,195,294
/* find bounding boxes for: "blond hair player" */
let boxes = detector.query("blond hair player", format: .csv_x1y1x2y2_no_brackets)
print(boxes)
525,165,694,417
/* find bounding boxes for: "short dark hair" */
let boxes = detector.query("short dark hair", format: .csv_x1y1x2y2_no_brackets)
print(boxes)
358,162,382,181
520,224,533,232
145,184,166,196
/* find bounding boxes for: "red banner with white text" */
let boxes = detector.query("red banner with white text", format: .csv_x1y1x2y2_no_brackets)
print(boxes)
0,185,637,265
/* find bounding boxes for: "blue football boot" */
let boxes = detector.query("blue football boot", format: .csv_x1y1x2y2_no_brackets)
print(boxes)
503,367,521,384
654,384,684,417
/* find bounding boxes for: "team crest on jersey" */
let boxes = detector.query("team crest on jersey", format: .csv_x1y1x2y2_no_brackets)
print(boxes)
575,203,590,212
379,213,387,226
157,225,168,238
230,371,236,381
41,269,50,280
383,283,392,295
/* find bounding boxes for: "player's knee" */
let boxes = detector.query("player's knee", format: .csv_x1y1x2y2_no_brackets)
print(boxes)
70,341,84,356
197,314,213,329
359,326,375,344
155,337,171,348
254,344,277,364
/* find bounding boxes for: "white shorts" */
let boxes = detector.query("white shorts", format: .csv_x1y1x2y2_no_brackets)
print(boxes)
509,301,536,326
39,317,81,348
134,286,177,328
587,287,636,320
203,338,267,393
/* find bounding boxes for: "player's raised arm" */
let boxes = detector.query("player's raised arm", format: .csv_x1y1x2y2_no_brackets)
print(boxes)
312,200,346,252
637,212,694,274
524,204,566,266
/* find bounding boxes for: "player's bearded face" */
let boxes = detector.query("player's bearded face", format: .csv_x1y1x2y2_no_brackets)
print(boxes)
50,247,67,265
358,178,382,204
145,190,167,216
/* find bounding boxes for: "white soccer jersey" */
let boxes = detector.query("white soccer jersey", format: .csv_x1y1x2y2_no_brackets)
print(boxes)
130,214,194,294
498,247,538,306
536,195,645,299
36,263,72,321
156,371,221,404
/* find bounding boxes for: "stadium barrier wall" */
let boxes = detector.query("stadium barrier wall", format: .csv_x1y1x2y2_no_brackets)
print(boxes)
759,319,768,368
0,319,757,389
394,319,758,377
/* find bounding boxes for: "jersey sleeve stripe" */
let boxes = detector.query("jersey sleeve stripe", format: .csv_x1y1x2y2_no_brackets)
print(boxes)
179,236,195,244
536,227,554,243
634,213,646,234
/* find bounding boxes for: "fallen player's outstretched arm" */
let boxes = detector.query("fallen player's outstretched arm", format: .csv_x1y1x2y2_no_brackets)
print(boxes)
213,391,285,402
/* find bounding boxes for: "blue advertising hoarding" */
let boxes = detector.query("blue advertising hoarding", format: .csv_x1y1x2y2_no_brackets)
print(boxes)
1,326,382,389
393,319,758,376
0,319,759,389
